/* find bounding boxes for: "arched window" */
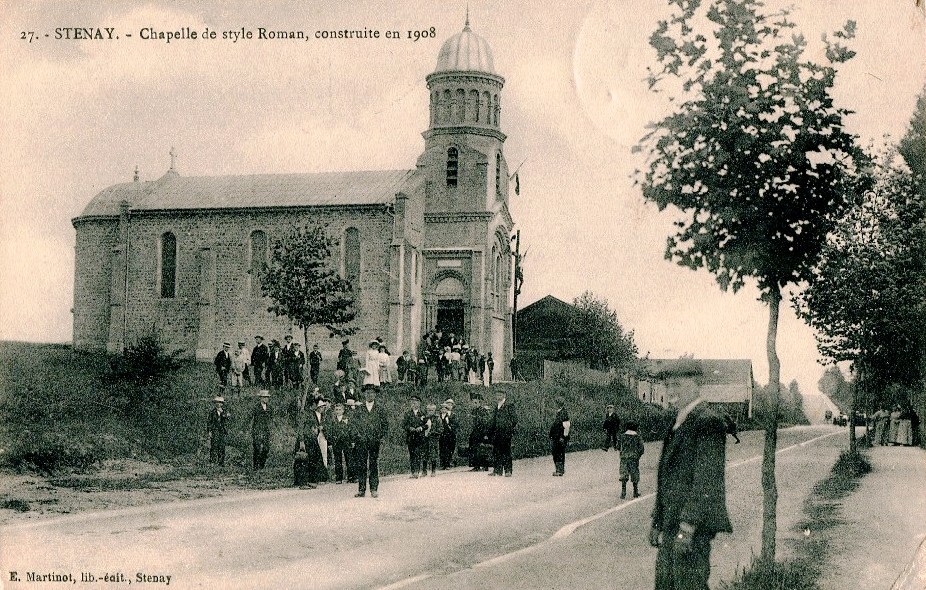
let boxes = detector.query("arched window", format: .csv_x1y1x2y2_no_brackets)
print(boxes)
159,232,177,299
493,247,502,312
442,89,452,122
469,89,480,122
483,92,492,125
249,230,267,298
456,89,466,123
493,94,500,126
447,147,459,187
495,153,502,196
343,227,361,286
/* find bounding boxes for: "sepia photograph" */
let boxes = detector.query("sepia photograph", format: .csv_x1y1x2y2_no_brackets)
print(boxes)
1,1,924,588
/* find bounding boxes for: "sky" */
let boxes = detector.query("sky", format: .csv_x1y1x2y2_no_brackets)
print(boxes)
1,0,923,396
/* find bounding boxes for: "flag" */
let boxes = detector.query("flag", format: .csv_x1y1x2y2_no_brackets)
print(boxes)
514,172,520,196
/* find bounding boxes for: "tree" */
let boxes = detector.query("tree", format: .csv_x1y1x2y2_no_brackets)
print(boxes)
794,145,926,451
564,291,638,372
818,365,851,412
636,0,866,563
261,224,357,348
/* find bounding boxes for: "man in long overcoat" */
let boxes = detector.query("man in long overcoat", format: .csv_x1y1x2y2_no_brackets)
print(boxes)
488,389,517,476
354,387,390,497
251,390,272,469
214,342,232,389
649,387,732,590
207,396,231,465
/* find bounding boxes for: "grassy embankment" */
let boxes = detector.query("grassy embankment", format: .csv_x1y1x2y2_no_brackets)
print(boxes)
719,449,872,590
0,341,669,494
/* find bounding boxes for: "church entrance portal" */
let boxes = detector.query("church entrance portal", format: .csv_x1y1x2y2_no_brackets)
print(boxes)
437,299,465,340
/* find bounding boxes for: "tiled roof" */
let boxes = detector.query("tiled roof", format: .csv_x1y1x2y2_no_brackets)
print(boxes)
76,169,415,218
641,359,753,384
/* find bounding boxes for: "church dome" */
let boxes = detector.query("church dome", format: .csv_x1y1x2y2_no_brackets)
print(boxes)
434,20,495,75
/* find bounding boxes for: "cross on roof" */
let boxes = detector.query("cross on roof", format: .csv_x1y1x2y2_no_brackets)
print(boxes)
169,147,176,171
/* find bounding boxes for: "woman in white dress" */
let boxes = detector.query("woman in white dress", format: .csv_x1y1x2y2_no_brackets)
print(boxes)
378,345,393,385
362,340,381,390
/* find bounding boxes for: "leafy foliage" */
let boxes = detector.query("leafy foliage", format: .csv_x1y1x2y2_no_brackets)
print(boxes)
563,291,638,372
637,0,867,296
108,334,185,409
794,148,926,399
261,224,357,339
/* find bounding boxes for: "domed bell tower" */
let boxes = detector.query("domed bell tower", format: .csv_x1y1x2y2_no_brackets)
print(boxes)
415,15,514,380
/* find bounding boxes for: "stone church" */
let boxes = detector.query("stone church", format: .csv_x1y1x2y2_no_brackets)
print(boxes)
72,19,515,379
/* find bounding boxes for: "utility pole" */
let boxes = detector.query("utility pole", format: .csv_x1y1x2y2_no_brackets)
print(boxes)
511,230,523,350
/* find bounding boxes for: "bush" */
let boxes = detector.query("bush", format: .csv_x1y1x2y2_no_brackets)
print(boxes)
720,557,820,590
108,335,186,409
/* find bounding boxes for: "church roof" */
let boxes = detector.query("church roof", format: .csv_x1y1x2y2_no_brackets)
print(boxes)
77,169,415,217
434,21,496,75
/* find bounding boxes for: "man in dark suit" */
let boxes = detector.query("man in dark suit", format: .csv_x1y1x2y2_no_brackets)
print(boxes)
488,389,517,476
251,390,273,470
468,394,492,471
207,395,231,465
354,387,390,497
650,386,732,590
214,342,232,389
439,399,460,469
251,336,270,385
402,395,426,478
549,398,570,476
309,344,323,385
603,403,621,451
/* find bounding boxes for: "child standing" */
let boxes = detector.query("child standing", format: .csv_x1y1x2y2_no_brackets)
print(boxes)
423,402,444,476
618,421,644,499
603,403,620,451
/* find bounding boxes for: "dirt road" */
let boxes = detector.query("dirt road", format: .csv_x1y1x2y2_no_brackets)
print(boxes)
1,426,844,589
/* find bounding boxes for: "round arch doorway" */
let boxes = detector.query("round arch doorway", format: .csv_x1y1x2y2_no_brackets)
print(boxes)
434,275,467,341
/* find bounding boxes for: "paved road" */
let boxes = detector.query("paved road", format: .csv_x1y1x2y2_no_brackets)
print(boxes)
1,426,846,590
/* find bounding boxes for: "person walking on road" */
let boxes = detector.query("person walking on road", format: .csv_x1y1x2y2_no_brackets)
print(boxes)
650,386,732,590
618,421,644,498
603,403,621,451
549,398,570,476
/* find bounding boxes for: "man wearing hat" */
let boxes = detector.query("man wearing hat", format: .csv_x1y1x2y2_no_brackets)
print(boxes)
252,336,269,386
549,397,571,476
237,341,252,385
488,389,517,477
291,343,306,389
281,335,295,386
309,344,323,385
207,395,231,466
439,399,460,470
603,403,621,451
354,387,389,497
402,395,426,478
251,390,273,470
468,394,492,471
214,343,232,389
327,401,352,484
337,339,353,379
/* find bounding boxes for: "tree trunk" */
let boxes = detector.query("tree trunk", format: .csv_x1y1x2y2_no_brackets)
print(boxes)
849,364,860,453
760,289,782,564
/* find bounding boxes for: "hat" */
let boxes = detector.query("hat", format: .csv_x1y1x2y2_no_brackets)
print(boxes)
237,341,245,345
255,335,264,340
222,342,230,347
293,342,301,347
444,399,455,407
285,335,293,340
258,390,271,398
606,403,615,408
369,339,380,347
346,378,356,385
344,399,356,406
409,395,421,402
213,396,225,403
335,369,345,378
342,339,350,345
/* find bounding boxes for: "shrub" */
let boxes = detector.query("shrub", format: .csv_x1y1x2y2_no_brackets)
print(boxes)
108,335,186,409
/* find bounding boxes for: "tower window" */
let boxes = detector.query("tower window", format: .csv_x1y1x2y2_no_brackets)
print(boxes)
248,230,267,298
447,147,459,187
343,227,361,286
495,153,501,196
159,232,177,299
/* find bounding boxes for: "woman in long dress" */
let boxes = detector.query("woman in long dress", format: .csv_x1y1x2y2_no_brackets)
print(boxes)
362,340,381,390
378,346,392,386
294,396,329,485
888,407,903,445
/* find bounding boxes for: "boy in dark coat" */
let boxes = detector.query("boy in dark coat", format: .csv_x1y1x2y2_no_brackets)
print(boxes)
618,421,644,498
423,402,444,476
402,395,426,478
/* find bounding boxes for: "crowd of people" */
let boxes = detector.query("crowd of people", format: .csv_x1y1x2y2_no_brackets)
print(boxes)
870,405,921,447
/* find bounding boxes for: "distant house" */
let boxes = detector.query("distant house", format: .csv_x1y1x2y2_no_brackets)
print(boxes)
513,295,579,379
637,358,754,417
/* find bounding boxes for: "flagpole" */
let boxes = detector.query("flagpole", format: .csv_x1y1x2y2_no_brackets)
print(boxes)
511,229,522,352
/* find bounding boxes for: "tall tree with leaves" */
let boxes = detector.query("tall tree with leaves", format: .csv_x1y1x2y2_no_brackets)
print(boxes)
564,291,638,372
261,224,357,348
794,147,926,451
636,0,866,563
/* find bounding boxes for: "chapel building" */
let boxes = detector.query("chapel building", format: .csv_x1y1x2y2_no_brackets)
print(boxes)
71,20,515,379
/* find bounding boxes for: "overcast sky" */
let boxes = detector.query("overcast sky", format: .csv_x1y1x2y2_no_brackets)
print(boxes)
1,1,923,395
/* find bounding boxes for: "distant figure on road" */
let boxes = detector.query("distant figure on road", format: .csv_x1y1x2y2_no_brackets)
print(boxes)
207,396,230,466
251,390,272,470
650,388,732,590
603,403,621,451
549,398,570,476
489,389,517,477
618,421,644,499
872,407,890,446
